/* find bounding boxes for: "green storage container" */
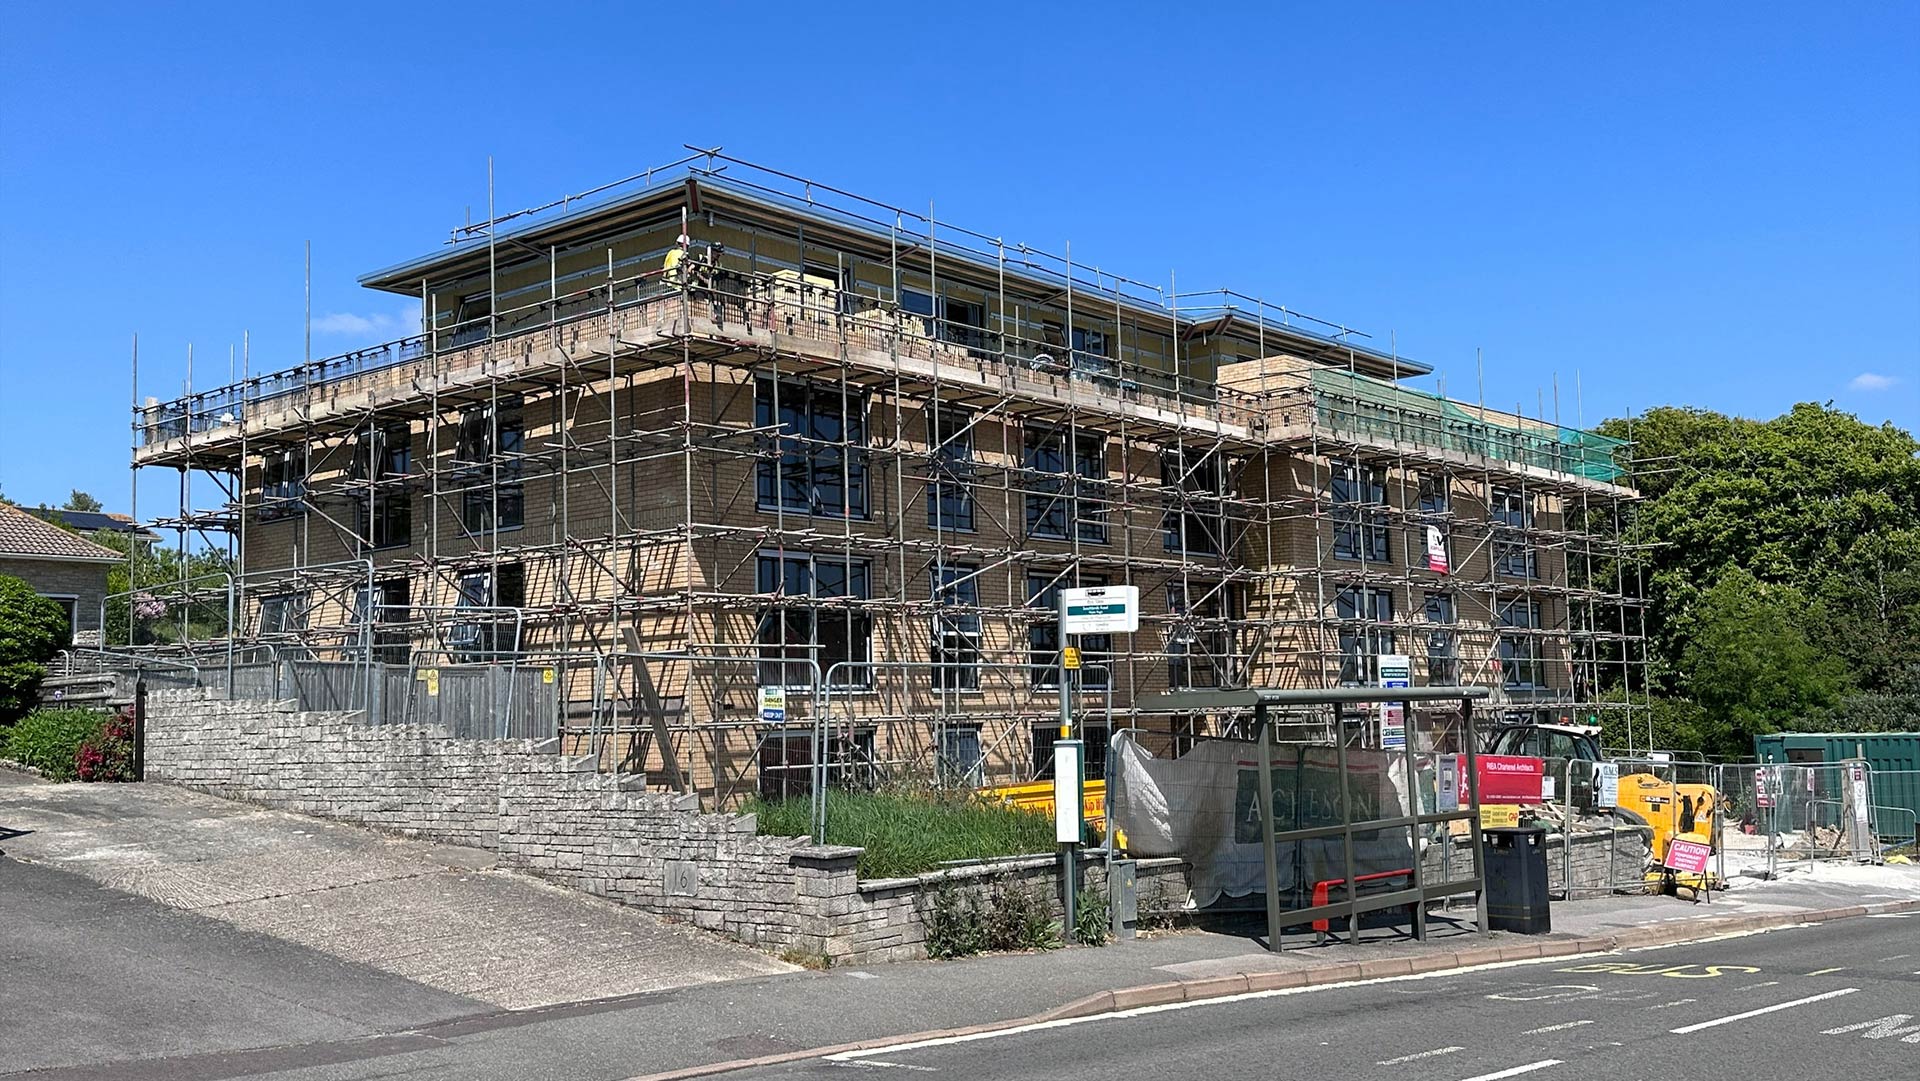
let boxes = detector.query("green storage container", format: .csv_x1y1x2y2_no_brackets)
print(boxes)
1752,732,1920,844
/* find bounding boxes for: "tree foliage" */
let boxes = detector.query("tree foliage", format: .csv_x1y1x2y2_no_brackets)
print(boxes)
88,532,233,648
0,574,71,724
1603,403,1920,756
63,490,103,513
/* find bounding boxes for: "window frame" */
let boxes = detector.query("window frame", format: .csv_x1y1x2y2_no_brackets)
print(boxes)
756,551,874,690
755,378,870,520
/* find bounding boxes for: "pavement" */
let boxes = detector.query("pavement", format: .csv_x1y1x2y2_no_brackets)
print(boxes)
6,769,1920,1080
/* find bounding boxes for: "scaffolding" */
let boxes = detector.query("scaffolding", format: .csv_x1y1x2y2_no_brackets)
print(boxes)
126,148,1651,808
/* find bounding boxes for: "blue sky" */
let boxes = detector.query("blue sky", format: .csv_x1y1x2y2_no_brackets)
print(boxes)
2,2,1915,516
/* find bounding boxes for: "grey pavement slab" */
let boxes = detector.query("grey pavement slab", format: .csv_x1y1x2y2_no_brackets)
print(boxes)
0,773,794,1010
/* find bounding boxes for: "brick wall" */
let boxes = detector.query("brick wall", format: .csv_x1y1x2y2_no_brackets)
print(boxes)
143,690,1186,962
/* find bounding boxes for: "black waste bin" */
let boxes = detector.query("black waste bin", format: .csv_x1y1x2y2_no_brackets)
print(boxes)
1482,826,1551,934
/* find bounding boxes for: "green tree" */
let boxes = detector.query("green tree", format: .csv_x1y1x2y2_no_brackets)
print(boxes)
0,574,71,724
1679,567,1851,757
63,490,103,513
90,532,233,647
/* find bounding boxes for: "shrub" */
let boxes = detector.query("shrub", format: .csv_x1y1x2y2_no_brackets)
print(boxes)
0,574,71,724
3,707,109,781
923,878,988,960
76,707,136,782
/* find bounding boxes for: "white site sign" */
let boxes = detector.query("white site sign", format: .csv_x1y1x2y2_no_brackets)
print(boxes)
758,685,786,724
1377,653,1411,749
1059,585,1140,635
1594,761,1620,809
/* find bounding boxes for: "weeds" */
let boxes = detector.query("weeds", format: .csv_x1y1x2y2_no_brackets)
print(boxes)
1073,886,1110,946
923,874,1066,959
749,788,1055,879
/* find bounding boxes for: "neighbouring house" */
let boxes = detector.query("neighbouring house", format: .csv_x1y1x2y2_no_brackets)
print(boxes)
0,503,122,641
24,508,161,549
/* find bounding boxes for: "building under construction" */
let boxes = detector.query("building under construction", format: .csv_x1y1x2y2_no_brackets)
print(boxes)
130,150,1649,806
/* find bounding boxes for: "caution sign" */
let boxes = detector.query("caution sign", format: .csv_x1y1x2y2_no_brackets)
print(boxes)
1062,646,1082,670
1480,804,1520,829
424,668,440,697
542,668,555,684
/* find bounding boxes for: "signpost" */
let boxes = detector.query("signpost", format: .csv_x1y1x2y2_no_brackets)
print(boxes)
1377,653,1410,750
1053,585,1136,937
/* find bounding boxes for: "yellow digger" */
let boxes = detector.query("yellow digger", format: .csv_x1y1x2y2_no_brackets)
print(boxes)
1486,723,1721,892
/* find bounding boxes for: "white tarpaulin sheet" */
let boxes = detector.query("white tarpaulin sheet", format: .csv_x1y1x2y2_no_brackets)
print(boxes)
1109,735,1417,909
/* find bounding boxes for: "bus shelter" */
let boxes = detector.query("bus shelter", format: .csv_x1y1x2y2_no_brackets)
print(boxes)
1131,686,1491,951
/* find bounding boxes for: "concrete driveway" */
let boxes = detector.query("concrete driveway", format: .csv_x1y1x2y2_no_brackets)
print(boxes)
0,771,794,1012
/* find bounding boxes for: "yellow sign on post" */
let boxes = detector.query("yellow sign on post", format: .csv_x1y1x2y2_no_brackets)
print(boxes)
1480,803,1519,829
424,669,440,697
542,668,555,684
1061,646,1082,670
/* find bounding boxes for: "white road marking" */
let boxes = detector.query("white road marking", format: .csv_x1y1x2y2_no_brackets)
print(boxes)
1647,998,1697,1010
1736,980,1781,991
1669,988,1861,1034
1523,1020,1593,1034
1822,1014,1920,1042
1806,967,1845,976
1487,984,1599,1002
1458,1060,1564,1081
1377,1046,1464,1065
820,951,1617,1064
1878,954,1910,962
1865,913,1913,919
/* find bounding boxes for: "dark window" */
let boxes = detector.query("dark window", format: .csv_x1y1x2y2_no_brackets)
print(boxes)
1163,448,1227,556
927,405,976,532
1492,485,1539,578
756,553,872,688
756,379,868,518
757,732,813,801
258,592,308,636
1335,585,1395,685
901,288,936,336
1168,582,1236,689
458,397,525,533
1028,573,1111,688
1499,599,1545,688
260,448,304,520
1418,474,1451,515
932,564,982,691
937,724,984,787
1424,591,1458,685
450,563,523,660
1331,463,1390,563
1070,325,1116,379
1031,722,1110,782
355,578,412,664
939,296,989,352
1023,427,1106,542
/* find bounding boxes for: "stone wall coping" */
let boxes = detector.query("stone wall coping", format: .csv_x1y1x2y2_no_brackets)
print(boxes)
790,845,865,869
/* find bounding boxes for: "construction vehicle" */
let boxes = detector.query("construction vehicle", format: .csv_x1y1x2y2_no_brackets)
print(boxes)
1485,722,1721,891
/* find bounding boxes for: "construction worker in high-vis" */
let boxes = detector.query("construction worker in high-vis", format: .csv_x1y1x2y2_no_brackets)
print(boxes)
662,233,689,288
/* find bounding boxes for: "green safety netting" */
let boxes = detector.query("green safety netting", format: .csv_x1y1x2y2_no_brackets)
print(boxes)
1308,369,1627,483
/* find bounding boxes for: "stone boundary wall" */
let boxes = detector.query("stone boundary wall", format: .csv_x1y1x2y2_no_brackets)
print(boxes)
144,691,1192,962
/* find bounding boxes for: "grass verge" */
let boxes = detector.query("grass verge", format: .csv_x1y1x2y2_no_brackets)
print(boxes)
748,789,1056,879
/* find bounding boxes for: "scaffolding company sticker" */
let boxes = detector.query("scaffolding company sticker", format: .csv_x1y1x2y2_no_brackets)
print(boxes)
542,668,555,684
758,686,785,724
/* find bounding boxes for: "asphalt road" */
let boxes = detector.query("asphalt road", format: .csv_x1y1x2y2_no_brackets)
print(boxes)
737,915,1920,1081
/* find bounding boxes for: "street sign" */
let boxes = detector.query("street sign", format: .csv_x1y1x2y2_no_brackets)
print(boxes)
1053,740,1083,843
1059,585,1139,635
1664,837,1712,874
1378,653,1410,749
1061,646,1082,670
758,686,786,724
1595,761,1620,809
